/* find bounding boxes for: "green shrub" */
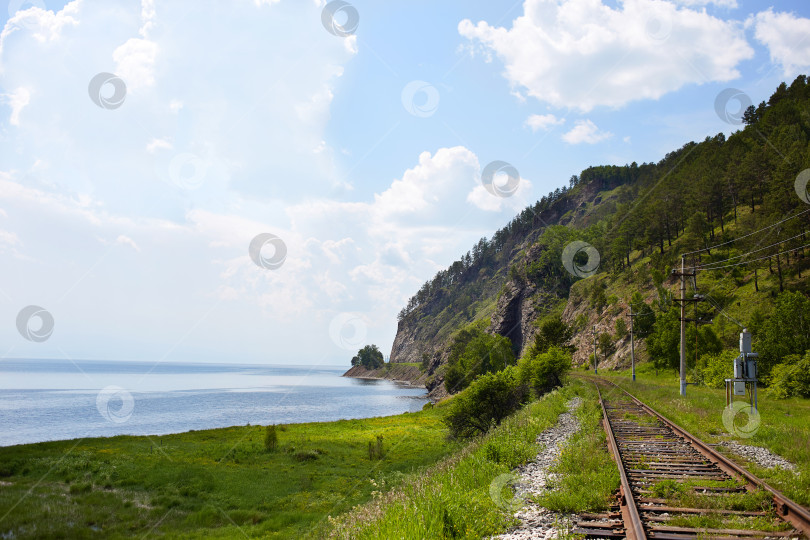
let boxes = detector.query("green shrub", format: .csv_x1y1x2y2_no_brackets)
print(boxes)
696,350,738,389
614,317,627,339
443,367,527,439
529,314,574,355
264,425,278,451
444,331,515,394
69,481,92,495
368,435,384,460
518,346,571,397
293,450,321,462
768,352,810,399
420,353,431,372
589,282,607,311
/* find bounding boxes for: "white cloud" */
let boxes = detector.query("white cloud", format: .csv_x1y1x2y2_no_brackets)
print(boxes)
113,37,158,90
0,0,356,213
2,86,29,125
114,234,141,251
525,113,564,132
562,119,613,144
146,137,172,153
0,139,532,361
459,0,753,111
467,179,533,212
372,146,480,223
0,229,20,247
673,0,737,7
748,9,810,78
0,1,370,361
287,146,531,293
1,2,79,44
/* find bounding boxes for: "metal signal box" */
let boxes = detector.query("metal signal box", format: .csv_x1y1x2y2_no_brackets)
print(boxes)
726,329,759,409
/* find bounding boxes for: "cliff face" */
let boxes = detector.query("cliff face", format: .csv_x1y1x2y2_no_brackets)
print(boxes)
389,319,423,364
384,177,660,379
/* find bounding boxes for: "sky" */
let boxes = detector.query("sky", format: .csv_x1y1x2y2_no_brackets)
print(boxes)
1,0,809,366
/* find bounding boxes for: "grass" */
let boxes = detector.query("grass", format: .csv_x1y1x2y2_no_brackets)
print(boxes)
648,478,791,533
325,383,583,539
0,406,457,539
535,381,620,513
594,365,810,507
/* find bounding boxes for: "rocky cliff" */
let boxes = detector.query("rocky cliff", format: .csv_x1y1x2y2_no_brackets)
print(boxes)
384,177,636,382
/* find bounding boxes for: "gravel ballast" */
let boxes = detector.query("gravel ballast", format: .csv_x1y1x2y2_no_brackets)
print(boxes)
493,397,583,540
719,441,798,472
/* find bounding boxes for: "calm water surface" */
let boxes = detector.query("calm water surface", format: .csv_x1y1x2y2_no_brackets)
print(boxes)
0,359,428,447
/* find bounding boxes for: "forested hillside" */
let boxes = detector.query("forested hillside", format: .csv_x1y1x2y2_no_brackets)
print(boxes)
392,76,810,399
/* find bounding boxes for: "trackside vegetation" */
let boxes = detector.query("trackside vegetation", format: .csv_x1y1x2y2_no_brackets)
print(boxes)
535,382,619,513
325,383,597,539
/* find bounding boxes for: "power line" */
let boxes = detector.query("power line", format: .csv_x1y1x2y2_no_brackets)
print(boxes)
703,295,745,329
681,207,810,257
688,242,810,271
686,230,808,270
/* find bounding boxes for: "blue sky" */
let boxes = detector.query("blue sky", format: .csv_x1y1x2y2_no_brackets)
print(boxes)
1,0,809,366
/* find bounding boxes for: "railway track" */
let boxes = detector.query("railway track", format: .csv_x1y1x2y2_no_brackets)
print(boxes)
573,378,810,540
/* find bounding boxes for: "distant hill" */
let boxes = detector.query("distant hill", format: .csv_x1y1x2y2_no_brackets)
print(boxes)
391,76,810,397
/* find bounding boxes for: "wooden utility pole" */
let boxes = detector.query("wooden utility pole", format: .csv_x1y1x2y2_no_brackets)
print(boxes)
592,325,598,375
672,255,706,396
680,256,686,396
629,311,636,382
673,256,700,396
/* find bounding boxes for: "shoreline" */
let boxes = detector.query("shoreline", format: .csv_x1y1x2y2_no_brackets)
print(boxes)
342,363,427,387
342,363,449,402
1,404,431,449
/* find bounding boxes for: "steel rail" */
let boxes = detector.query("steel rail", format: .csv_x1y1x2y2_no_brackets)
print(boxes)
596,376,810,538
596,383,647,540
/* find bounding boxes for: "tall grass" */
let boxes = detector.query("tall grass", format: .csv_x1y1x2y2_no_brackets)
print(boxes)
324,385,579,539
537,385,619,512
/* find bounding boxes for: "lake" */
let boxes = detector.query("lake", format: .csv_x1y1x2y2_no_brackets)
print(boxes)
0,359,428,447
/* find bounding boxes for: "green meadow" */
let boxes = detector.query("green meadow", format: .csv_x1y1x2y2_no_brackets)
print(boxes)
0,407,456,539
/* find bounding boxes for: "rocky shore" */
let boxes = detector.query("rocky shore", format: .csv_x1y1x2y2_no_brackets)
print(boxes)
342,363,449,402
